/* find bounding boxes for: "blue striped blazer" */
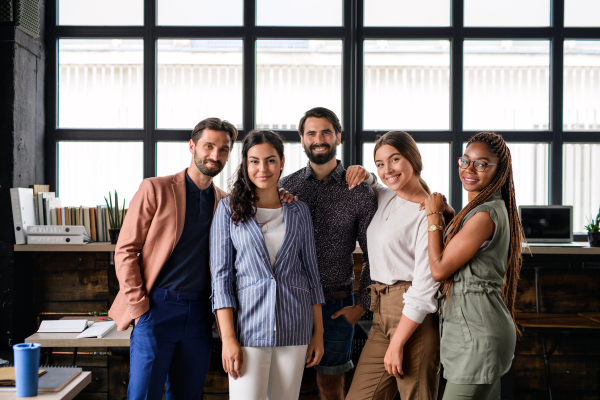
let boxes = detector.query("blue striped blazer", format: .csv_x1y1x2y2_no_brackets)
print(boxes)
211,197,325,347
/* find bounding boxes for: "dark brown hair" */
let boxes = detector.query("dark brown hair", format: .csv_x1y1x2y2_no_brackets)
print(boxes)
442,132,524,335
230,130,285,225
191,118,238,148
373,131,431,194
298,107,342,137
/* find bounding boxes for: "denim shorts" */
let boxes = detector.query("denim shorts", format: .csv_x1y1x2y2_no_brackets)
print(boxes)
314,291,355,375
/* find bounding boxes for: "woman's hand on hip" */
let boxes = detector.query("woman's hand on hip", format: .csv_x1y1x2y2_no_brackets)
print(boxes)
221,337,243,379
384,339,405,379
306,332,324,368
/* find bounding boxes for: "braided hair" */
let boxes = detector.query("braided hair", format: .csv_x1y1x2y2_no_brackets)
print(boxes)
442,132,525,334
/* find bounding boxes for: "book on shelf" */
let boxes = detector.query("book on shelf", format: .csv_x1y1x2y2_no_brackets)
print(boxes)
39,192,54,225
10,188,36,244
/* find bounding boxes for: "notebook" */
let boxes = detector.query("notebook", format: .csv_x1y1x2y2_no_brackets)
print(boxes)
0,366,82,392
0,368,47,386
38,319,88,333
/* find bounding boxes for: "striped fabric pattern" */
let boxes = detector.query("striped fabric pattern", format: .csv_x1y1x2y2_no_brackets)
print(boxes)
211,197,325,347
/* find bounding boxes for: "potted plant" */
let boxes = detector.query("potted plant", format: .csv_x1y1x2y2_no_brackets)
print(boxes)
584,206,600,247
105,190,126,245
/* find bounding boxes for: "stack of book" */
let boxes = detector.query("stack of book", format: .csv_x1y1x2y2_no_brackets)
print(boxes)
10,185,127,244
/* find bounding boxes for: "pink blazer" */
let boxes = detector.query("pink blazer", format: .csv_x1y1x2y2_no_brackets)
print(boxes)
109,168,228,331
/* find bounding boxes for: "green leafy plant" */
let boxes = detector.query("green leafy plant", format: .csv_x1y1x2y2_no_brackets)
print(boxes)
584,206,600,232
104,190,126,229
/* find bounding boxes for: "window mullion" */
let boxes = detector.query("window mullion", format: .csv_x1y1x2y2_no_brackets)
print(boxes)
550,0,565,205
144,0,156,178
450,0,464,210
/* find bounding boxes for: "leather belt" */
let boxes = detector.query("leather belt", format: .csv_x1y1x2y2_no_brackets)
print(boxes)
323,286,353,301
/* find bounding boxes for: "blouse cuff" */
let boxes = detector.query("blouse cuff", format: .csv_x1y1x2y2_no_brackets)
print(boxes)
402,306,427,324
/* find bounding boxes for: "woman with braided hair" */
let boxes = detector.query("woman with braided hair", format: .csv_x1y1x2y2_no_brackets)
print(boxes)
422,132,524,400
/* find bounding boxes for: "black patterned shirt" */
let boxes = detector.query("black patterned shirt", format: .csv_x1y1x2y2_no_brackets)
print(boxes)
280,161,378,310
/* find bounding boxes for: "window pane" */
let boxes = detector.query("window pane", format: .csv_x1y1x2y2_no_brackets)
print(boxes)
465,0,549,27
563,144,600,232
58,39,143,129
565,0,600,27
257,0,342,26
157,142,342,191
461,142,548,207
58,142,143,208
157,40,243,129
563,41,600,131
256,40,342,130
59,0,143,25
364,40,450,130
157,0,243,26
363,142,450,196
364,0,450,27
463,41,549,130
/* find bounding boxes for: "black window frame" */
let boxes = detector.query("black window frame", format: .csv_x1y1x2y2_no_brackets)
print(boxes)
46,0,600,237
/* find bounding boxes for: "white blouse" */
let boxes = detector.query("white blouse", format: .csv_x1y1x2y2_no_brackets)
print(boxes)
365,173,440,324
255,207,285,269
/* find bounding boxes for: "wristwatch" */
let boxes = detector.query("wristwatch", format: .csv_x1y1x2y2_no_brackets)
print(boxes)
427,224,443,232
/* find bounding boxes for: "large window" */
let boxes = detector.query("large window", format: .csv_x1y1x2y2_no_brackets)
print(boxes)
48,0,600,235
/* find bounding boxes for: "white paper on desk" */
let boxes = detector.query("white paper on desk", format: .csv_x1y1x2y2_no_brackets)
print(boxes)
38,319,88,333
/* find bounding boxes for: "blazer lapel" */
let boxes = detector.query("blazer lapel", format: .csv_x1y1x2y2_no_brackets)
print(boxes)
248,217,273,272
171,170,187,250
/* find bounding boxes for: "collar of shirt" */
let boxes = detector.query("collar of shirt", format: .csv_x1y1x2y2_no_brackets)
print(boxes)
301,160,344,183
185,172,213,197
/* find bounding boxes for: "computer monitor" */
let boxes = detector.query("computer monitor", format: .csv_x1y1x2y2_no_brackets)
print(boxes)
519,206,573,243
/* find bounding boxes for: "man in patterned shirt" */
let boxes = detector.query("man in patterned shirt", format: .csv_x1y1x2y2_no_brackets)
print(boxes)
280,107,377,400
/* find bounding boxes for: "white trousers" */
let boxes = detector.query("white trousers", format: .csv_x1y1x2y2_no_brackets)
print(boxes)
228,345,309,400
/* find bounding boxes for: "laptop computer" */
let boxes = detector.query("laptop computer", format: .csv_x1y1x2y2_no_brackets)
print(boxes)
519,205,580,245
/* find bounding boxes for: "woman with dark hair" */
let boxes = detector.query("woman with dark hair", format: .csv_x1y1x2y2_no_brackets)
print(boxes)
210,130,325,400
423,132,523,399
345,131,452,400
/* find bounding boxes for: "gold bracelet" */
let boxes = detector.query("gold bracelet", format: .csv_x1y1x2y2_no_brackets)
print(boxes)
427,211,443,217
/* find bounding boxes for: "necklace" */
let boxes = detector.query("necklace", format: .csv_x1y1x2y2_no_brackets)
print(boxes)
386,196,409,221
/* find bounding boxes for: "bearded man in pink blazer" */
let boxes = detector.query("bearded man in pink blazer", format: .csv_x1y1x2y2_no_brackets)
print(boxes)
109,118,236,400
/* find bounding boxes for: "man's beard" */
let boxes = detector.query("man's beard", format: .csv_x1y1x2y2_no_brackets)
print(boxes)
303,143,337,165
194,152,224,177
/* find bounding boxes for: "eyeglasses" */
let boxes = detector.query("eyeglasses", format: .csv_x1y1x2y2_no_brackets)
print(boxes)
458,157,497,172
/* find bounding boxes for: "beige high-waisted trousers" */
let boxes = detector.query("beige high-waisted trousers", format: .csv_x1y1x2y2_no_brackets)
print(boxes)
347,281,440,400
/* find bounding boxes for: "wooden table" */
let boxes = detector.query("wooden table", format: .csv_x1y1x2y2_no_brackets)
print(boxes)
0,372,91,400
25,317,131,348
516,313,600,400
578,312,600,324
516,312,600,332
25,317,131,365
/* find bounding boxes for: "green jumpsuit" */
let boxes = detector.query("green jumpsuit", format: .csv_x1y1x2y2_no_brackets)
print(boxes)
439,190,516,399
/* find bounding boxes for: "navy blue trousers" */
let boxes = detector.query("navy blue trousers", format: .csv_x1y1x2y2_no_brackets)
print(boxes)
128,288,213,400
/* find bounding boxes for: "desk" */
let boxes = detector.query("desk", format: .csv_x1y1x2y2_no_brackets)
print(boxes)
25,317,131,365
0,372,91,400
25,317,131,348
578,312,600,324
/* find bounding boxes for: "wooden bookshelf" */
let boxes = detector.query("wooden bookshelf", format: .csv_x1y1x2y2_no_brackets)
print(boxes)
14,242,116,252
